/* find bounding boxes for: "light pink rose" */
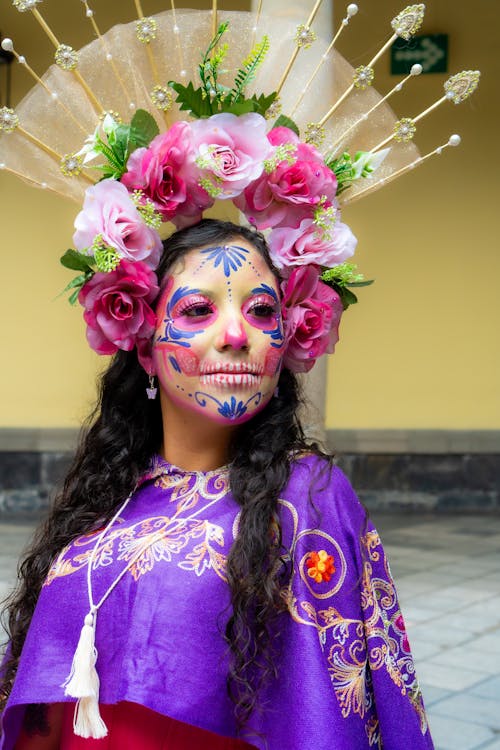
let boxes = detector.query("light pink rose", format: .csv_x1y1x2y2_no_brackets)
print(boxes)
281,265,343,373
73,180,163,269
121,122,213,225
269,217,357,270
189,113,271,199
235,126,338,229
78,260,159,355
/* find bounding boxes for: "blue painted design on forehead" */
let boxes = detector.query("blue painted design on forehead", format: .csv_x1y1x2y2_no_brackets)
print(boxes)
199,244,250,278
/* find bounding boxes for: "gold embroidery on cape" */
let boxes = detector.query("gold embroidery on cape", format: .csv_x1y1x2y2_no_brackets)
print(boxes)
44,470,230,586
284,528,428,737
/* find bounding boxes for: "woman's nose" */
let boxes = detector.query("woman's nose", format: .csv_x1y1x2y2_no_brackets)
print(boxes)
215,316,249,351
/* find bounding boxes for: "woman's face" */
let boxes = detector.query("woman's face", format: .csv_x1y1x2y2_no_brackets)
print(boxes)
152,237,285,425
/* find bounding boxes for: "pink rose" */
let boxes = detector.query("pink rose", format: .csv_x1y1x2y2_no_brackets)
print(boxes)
78,260,159,355
236,127,337,229
281,265,343,373
121,122,212,225
73,180,163,269
269,217,357,270
190,113,271,198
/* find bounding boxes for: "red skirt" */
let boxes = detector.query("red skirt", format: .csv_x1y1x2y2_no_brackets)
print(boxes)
14,702,256,749
61,702,255,750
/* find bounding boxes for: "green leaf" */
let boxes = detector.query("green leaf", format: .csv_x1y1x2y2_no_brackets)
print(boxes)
335,182,353,196
60,249,94,273
68,288,82,305
59,270,94,305
347,279,374,288
273,114,300,137
320,277,366,310
92,164,123,180
95,137,124,172
221,98,257,115
169,81,213,118
112,124,131,161
249,91,278,117
129,109,160,148
338,286,359,310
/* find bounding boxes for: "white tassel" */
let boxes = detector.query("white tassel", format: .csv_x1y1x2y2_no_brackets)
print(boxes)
73,696,108,739
62,611,108,739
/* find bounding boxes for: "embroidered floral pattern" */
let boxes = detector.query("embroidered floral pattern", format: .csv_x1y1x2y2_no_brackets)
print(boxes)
44,462,231,586
284,527,428,739
306,549,335,583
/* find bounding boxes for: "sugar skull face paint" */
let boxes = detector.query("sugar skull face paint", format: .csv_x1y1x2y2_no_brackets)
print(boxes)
152,238,284,425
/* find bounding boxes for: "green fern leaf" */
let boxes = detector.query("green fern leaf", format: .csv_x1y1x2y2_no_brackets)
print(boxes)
230,36,270,101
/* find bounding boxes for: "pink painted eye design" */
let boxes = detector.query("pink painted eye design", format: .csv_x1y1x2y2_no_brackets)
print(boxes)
243,284,282,333
171,291,216,322
246,297,278,319
178,300,215,318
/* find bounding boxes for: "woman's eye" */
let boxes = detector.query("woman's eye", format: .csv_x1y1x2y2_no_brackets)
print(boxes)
249,303,276,318
182,304,213,317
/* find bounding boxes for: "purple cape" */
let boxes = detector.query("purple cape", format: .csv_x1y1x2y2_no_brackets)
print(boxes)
1,455,433,749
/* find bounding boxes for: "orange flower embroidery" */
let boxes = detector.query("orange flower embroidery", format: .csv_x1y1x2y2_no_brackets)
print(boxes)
306,549,335,583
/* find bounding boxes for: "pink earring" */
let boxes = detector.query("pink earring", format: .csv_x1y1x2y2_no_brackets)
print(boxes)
146,375,157,400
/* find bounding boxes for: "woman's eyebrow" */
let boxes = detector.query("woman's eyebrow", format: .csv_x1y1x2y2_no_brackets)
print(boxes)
246,284,280,302
171,285,216,299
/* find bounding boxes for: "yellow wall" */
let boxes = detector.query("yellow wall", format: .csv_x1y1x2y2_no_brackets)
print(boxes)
327,0,499,429
0,0,498,429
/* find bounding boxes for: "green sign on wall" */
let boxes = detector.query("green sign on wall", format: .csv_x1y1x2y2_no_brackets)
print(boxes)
391,34,448,75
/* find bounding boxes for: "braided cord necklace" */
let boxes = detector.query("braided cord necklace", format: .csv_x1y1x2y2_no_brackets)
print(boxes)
62,474,227,739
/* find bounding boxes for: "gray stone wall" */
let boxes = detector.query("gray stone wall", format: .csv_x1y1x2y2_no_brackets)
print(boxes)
0,452,72,518
1,449,499,519
336,453,500,512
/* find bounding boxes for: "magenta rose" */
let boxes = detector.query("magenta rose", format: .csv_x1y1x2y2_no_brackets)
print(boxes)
269,217,357,270
73,180,162,269
189,112,271,199
235,126,338,230
78,260,159,355
281,265,343,373
121,121,212,225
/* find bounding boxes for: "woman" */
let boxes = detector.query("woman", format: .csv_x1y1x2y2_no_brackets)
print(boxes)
0,219,434,750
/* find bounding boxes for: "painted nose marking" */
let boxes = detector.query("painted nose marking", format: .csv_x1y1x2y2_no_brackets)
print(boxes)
222,319,248,349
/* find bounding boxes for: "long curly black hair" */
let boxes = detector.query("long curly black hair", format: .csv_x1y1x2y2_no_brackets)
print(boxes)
0,219,327,734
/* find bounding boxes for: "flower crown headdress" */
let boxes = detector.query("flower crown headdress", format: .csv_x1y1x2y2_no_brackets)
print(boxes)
0,1,479,372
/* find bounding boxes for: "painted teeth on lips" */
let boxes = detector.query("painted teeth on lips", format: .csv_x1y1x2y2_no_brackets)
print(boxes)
200,372,262,388
200,361,264,375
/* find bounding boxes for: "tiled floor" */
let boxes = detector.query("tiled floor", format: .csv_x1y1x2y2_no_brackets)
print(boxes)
0,512,499,749
371,512,500,750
